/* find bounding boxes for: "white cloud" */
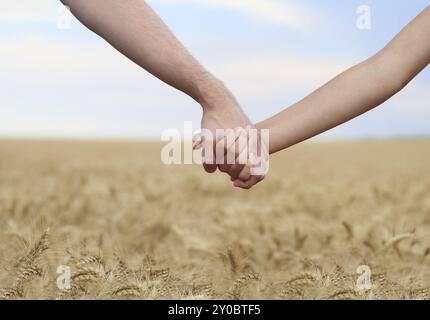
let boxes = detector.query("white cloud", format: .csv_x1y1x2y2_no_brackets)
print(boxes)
149,0,319,29
0,33,197,107
211,54,351,99
1,0,54,24
1,33,348,100
1,33,143,84
212,54,430,105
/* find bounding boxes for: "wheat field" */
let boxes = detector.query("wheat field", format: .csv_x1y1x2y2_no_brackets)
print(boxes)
0,139,429,300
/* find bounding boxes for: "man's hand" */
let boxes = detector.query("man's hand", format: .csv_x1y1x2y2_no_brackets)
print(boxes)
199,90,249,174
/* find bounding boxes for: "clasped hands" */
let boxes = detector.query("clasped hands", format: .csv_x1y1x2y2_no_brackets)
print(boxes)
193,89,270,190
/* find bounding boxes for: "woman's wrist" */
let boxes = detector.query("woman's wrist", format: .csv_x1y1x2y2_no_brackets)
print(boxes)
256,115,298,155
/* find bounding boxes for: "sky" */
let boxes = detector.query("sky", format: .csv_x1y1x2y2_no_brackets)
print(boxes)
1,0,429,140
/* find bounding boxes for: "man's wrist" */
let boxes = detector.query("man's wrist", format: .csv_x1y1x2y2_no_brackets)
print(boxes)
193,73,235,111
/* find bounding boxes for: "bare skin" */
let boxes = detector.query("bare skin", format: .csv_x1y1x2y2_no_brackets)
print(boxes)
230,6,430,189
60,0,265,186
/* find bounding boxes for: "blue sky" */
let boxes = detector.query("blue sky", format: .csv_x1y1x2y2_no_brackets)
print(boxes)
1,0,429,139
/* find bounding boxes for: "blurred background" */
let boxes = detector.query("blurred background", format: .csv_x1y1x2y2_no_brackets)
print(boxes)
1,0,429,140
1,1,430,300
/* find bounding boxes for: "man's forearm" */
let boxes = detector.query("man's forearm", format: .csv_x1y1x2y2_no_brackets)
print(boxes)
258,6,430,154
61,0,231,108
62,0,258,187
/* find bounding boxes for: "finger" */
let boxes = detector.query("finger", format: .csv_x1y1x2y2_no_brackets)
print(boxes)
192,131,203,150
238,165,251,181
224,128,237,164
234,128,249,163
202,129,222,173
233,176,261,189
214,129,227,167
218,162,231,173
203,162,218,173
250,160,269,176
226,141,248,179
233,178,253,189
202,142,217,173
217,128,235,172
228,163,245,180
253,175,266,184
193,140,203,150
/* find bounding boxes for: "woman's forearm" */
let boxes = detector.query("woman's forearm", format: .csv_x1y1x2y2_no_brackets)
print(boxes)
258,6,430,154
61,0,231,108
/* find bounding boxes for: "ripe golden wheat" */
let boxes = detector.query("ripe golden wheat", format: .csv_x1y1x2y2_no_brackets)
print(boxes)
0,139,429,300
